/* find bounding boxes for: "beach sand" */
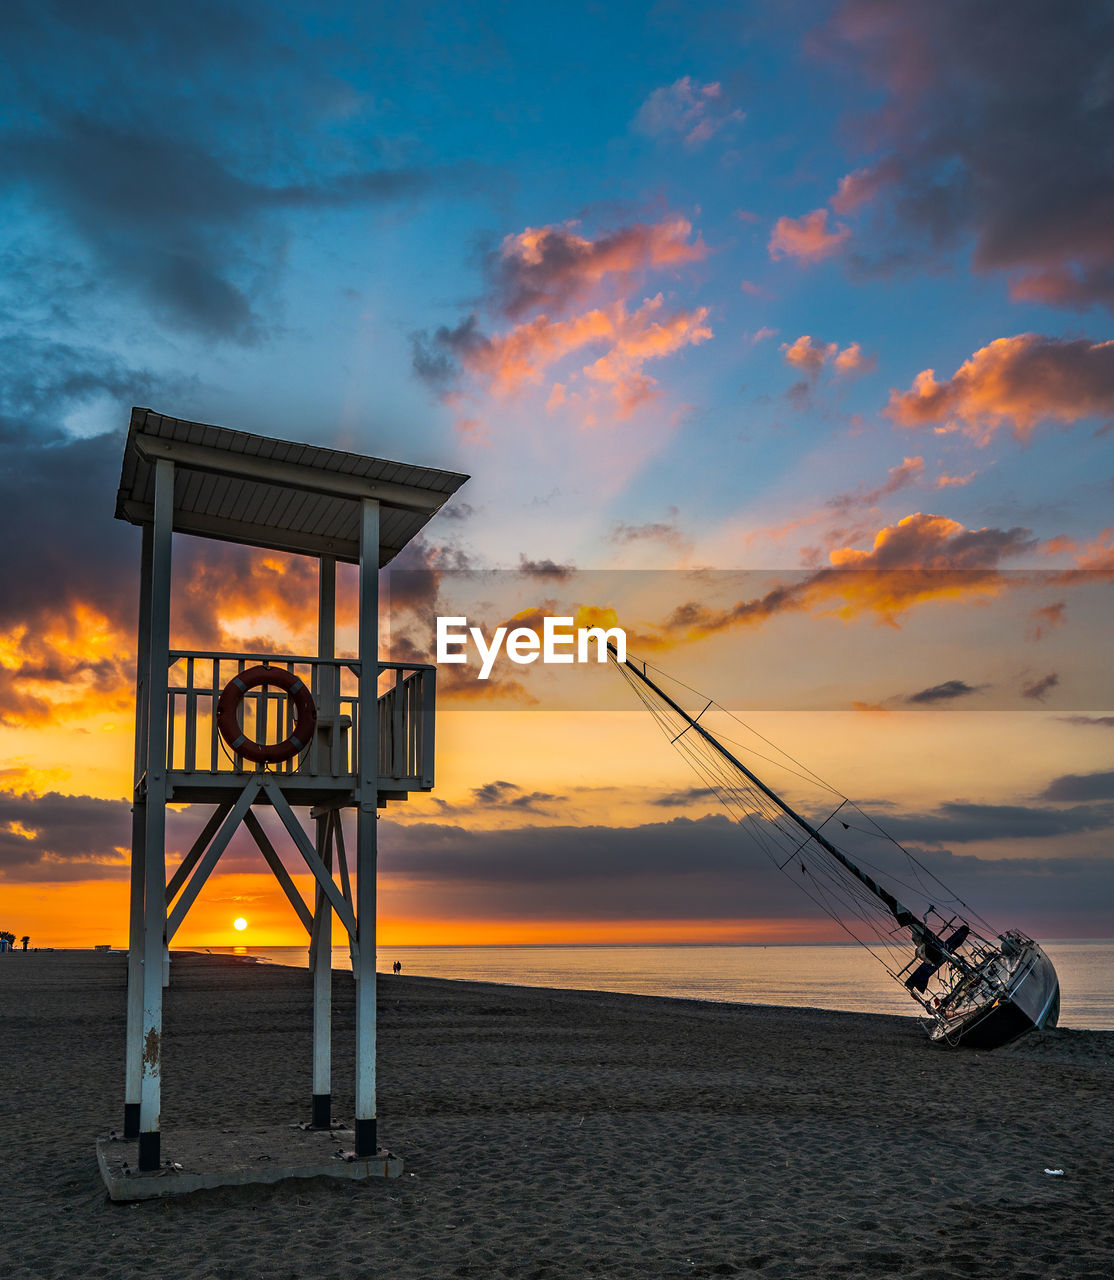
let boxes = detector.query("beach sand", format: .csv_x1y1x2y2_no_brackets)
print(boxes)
1,951,1111,1279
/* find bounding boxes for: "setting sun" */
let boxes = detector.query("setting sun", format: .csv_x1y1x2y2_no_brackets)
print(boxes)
233,917,248,932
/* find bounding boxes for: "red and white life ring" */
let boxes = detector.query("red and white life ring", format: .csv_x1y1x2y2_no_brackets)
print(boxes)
216,665,317,765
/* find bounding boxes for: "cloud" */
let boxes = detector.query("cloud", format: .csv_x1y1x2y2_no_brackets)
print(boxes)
648,787,717,808
826,512,1036,572
833,342,873,375
934,471,976,489
813,2,1114,309
610,512,688,552
1058,715,1114,729
828,456,924,512
887,335,1114,442
0,789,131,879
905,679,986,705
633,76,745,149
1021,672,1059,701
426,294,712,420
488,217,707,319
2,117,441,342
1027,602,1066,641
644,512,1037,647
412,214,711,426
768,209,850,262
891,800,1114,844
781,335,836,375
470,780,565,814
1041,770,1114,803
518,556,575,580
375,812,1114,928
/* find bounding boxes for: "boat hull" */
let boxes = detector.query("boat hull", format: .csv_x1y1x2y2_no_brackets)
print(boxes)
928,937,1059,1050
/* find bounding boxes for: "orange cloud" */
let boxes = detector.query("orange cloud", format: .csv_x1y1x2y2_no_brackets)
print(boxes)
494,216,707,317
781,334,836,373
781,335,872,377
0,604,134,727
641,512,1039,647
768,209,850,262
886,334,1114,442
935,471,976,489
833,341,873,375
467,294,711,418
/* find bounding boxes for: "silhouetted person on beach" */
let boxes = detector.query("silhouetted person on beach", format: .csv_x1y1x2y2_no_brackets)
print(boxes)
393,960,402,975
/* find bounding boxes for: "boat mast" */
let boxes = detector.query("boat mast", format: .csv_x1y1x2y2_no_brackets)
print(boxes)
609,646,963,961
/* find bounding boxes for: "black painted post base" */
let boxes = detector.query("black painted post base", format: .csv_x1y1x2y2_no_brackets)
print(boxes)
311,1093,332,1129
123,1102,140,1142
354,1117,376,1158
137,1130,160,1172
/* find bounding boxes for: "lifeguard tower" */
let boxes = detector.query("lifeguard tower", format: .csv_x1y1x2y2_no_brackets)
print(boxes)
106,408,467,1187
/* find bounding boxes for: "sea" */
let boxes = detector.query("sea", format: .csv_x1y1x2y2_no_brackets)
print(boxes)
205,940,1114,1031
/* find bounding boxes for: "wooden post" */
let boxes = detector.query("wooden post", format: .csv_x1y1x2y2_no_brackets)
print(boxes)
124,522,153,1141
138,458,174,1172
354,499,379,1158
311,555,336,1127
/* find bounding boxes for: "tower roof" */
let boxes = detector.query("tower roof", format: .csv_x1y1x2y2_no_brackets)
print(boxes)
115,407,469,565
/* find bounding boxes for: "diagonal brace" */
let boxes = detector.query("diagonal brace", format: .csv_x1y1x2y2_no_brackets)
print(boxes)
166,776,262,941
330,811,359,968
263,778,358,943
243,810,314,935
166,802,234,904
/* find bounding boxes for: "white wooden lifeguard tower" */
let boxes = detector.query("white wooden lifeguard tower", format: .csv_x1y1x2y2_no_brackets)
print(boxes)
112,407,468,1178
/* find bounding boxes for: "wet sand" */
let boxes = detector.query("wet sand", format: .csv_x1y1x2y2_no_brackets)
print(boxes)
1,950,1111,1279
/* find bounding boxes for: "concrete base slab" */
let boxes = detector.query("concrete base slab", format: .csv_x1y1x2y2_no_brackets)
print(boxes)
96,1125,402,1201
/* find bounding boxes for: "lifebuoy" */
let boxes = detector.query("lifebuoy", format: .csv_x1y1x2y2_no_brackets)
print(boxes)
216,665,317,765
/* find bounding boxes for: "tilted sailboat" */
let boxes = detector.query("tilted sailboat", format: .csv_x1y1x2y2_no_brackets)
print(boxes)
608,645,1060,1050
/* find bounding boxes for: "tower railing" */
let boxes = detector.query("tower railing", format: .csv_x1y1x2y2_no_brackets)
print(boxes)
165,650,435,789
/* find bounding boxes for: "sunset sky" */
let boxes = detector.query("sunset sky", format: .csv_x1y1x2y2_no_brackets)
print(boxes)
2,1,1112,948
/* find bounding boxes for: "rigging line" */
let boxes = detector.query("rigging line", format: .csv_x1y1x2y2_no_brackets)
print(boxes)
843,799,999,934
614,652,844,796
612,657,916,986
669,699,714,745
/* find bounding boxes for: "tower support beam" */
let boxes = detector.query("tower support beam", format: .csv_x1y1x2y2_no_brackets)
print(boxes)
355,498,379,1157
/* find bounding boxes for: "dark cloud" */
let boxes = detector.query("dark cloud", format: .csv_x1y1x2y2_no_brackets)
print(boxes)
609,513,687,550
1021,673,1059,702
1040,770,1114,803
0,343,155,720
891,800,1114,844
1058,715,1114,729
517,556,574,580
410,316,489,394
648,787,717,808
2,118,436,342
375,812,1114,928
470,780,564,814
905,680,986,705
0,790,131,879
817,1,1114,308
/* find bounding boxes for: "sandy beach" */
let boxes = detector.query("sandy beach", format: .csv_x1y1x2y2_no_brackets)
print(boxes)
1,951,1111,1279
